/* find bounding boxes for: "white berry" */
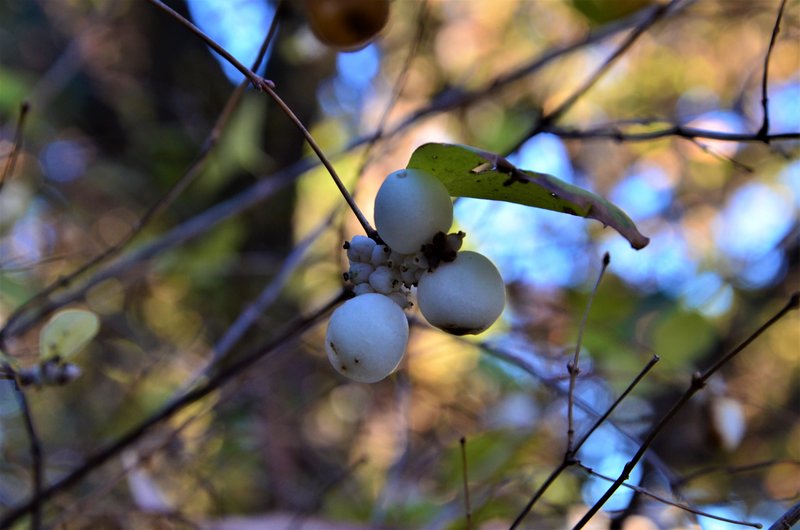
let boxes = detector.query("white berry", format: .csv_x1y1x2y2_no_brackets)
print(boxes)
325,293,409,383
346,235,376,263
374,168,453,254
416,251,505,335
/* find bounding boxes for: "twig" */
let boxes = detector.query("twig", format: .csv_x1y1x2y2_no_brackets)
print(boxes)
144,0,272,91
0,158,302,346
509,354,660,529
145,0,375,239
769,501,800,530
0,292,346,529
0,101,30,194
571,292,800,529
0,8,283,353
460,437,473,530
757,0,788,140
8,372,43,530
511,0,683,151
546,124,800,143
675,459,800,488
567,253,610,454
578,463,762,528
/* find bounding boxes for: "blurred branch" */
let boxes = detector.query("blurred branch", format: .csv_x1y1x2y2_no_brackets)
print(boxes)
460,437,473,530
7,373,43,530
507,0,686,154
757,0,788,140
509,353,660,529
675,458,800,488
571,292,800,529
0,293,346,529
567,253,610,454
577,463,762,528
0,101,30,194
546,123,800,143
0,6,284,353
769,501,800,530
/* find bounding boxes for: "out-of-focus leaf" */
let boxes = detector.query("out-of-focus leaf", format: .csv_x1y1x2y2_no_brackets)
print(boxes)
710,396,746,452
407,143,650,249
39,309,100,360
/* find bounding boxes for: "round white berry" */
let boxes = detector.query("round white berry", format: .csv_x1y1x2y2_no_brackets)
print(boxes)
374,168,453,254
368,265,395,294
325,293,409,383
346,235,376,263
416,251,505,335
348,262,374,284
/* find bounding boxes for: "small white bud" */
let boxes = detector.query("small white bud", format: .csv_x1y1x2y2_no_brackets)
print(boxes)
346,235,376,263
370,244,390,267
353,283,375,296
348,262,374,284
369,265,396,294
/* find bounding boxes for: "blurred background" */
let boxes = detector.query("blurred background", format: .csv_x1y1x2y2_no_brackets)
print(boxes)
0,0,798,528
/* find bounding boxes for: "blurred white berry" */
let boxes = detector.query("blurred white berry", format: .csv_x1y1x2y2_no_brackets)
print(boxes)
417,251,505,335
374,168,453,254
325,293,409,383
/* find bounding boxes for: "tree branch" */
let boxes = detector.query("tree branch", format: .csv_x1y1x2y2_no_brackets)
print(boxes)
0,100,30,194
571,292,799,529
0,293,345,529
756,0,788,140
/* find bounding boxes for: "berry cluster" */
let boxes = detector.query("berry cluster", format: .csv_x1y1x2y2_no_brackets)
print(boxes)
326,168,506,383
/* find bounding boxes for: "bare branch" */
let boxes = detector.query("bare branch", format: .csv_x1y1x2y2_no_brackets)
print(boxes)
0,101,30,194
578,463,762,528
509,354,660,529
571,292,799,529
769,501,800,530
547,123,800,143
0,7,284,353
461,437,473,530
567,253,610,454
0,293,345,528
8,374,43,530
757,0,788,140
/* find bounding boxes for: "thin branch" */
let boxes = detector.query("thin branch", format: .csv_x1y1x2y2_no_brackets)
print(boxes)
547,124,800,143
571,292,800,529
0,101,30,194
511,0,683,151
676,459,800,488
578,464,762,528
144,0,272,91
9,373,43,530
145,0,375,239
460,437,473,530
261,84,377,239
757,0,788,140
509,354,660,529
0,293,346,529
567,253,610,454
769,501,800,530
0,162,302,343
0,7,283,353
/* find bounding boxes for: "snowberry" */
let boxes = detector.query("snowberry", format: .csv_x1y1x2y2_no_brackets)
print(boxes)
416,251,505,335
345,235,376,263
374,168,453,254
325,293,409,382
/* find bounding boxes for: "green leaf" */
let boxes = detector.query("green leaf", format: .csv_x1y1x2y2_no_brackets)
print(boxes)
39,309,100,360
407,143,650,249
